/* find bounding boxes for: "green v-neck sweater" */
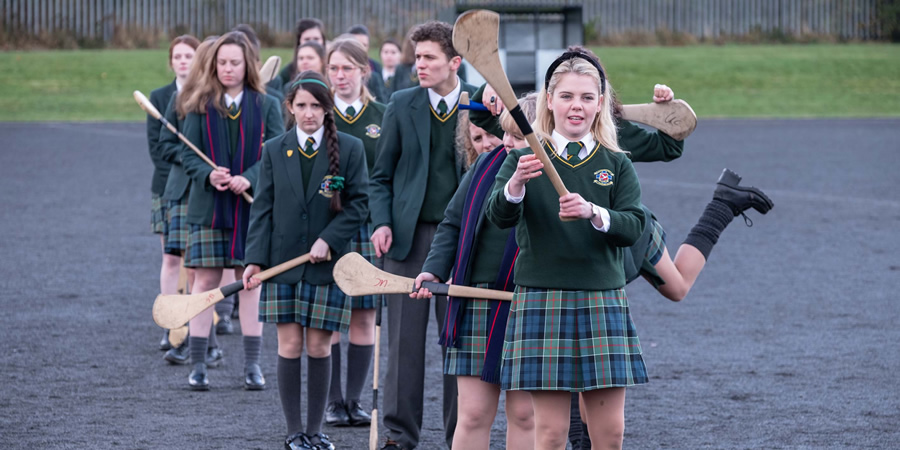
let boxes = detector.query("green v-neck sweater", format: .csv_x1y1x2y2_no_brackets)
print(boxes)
486,143,645,291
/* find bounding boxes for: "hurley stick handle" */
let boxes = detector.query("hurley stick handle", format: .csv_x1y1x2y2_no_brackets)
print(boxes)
133,90,254,204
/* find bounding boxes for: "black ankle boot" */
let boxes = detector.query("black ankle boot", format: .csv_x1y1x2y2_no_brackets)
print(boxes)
713,168,774,216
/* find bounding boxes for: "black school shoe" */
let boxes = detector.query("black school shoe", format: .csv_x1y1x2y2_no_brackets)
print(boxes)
244,363,266,390
284,432,314,450
163,343,190,365
381,438,404,450
324,400,351,427
307,432,335,450
205,347,224,368
188,363,209,391
346,400,372,426
714,168,775,217
159,330,172,351
216,315,235,335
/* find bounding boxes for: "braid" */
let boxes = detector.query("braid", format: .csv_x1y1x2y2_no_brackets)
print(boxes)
323,111,343,212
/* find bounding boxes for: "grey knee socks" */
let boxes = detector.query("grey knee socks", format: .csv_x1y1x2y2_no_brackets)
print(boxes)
306,355,331,436
277,356,304,435
345,343,374,403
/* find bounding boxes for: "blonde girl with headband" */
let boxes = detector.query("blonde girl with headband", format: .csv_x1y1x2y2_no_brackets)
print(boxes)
243,71,369,450
486,49,645,449
178,31,285,391
322,37,387,428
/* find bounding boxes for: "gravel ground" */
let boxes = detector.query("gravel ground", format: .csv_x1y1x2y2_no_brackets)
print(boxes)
0,119,897,449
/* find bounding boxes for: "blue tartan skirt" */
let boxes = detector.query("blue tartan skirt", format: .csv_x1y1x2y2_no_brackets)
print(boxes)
163,197,189,256
637,217,668,289
150,193,166,234
184,224,242,268
444,283,493,377
500,286,648,392
347,224,378,309
259,280,350,333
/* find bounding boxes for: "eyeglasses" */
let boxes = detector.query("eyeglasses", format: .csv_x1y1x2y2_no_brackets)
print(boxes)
327,65,358,75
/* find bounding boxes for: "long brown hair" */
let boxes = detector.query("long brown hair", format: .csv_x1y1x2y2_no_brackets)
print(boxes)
178,31,263,116
284,71,343,212
326,38,374,103
176,36,217,118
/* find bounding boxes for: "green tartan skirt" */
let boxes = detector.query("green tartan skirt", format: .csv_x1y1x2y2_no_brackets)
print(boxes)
163,197,189,256
259,280,350,333
150,193,166,234
184,224,242,268
444,283,493,377
499,286,648,392
348,224,378,309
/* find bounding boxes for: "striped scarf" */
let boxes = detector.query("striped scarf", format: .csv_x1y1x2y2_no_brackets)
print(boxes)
206,89,265,261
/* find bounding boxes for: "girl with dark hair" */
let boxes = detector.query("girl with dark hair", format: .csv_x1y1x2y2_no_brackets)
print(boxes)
277,18,327,86
179,31,285,391
379,39,401,97
242,71,369,450
321,38,387,428
146,34,199,351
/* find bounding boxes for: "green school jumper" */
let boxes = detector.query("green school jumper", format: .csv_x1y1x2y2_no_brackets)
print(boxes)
419,104,460,224
333,100,387,176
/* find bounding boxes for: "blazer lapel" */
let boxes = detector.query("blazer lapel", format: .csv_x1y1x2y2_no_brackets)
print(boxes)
410,88,431,164
305,143,330,204
280,131,306,202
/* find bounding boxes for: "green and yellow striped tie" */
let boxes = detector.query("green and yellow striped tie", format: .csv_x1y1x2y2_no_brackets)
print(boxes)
302,137,316,158
566,141,583,164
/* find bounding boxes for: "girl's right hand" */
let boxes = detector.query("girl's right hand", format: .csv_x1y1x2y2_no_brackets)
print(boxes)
507,154,544,197
410,272,440,299
243,264,262,290
209,167,232,192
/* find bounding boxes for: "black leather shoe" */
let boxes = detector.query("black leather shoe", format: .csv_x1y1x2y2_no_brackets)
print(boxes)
381,439,404,450
244,363,266,390
713,168,774,216
188,363,209,391
216,315,234,335
206,347,224,368
163,343,190,365
307,432,335,450
159,330,172,351
284,432,314,450
346,400,371,426
324,400,350,427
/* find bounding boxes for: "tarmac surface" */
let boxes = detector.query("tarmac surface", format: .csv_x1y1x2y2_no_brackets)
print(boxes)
0,119,898,449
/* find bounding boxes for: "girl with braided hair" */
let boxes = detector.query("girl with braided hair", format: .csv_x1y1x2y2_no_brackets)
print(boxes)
242,71,369,450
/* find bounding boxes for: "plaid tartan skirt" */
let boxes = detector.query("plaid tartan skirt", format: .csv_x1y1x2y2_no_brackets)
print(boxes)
163,197,189,255
646,218,667,266
499,286,648,392
444,283,493,377
259,281,350,332
184,224,242,268
348,224,378,309
150,193,166,234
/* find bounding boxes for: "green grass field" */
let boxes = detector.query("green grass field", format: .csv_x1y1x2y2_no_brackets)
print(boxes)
0,44,898,121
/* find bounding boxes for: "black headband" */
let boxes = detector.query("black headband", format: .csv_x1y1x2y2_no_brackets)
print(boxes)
544,51,606,95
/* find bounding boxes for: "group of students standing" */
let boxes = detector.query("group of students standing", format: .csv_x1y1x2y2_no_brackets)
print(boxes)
144,17,773,450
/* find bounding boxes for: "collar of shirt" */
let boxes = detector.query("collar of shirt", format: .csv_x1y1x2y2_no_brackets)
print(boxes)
551,130,596,160
382,67,395,79
296,125,325,151
224,91,244,109
427,76,461,112
175,78,184,92
333,96,364,116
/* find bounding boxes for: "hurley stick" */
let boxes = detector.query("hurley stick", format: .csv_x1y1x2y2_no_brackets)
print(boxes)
453,10,571,204
333,253,513,301
369,293,382,450
621,100,698,141
133,90,254,204
152,251,329,329
259,55,282,83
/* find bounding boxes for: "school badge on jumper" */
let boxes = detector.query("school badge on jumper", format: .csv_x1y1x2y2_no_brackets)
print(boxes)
594,169,614,186
365,124,381,139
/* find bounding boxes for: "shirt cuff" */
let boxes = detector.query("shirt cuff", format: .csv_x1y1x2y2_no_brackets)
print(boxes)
591,206,611,232
504,181,525,204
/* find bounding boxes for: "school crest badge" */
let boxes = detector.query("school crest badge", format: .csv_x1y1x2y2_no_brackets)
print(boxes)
318,175,336,198
286,149,294,157
365,124,381,139
594,169,614,187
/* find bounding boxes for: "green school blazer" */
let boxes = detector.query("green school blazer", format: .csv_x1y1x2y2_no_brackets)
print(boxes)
180,92,285,226
369,81,477,261
244,130,369,285
158,91,191,202
146,80,177,195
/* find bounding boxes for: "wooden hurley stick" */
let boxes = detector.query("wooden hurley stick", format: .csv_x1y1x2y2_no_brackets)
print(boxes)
369,293,382,450
259,55,282,83
133,90,254,204
333,253,513,301
152,251,329,329
621,100,698,141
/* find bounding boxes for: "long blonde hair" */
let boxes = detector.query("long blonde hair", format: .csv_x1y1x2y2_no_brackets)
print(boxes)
534,56,622,154
326,38,374,103
178,31,263,116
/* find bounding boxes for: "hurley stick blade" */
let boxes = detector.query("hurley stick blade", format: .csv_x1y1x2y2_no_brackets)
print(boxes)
621,100,698,140
152,286,230,330
259,56,282,82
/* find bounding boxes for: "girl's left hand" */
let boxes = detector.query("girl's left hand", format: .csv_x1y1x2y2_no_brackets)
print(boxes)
653,84,674,103
559,193,592,220
309,238,330,263
228,175,251,194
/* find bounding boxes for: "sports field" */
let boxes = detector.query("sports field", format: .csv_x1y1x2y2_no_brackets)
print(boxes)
1,43,898,121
